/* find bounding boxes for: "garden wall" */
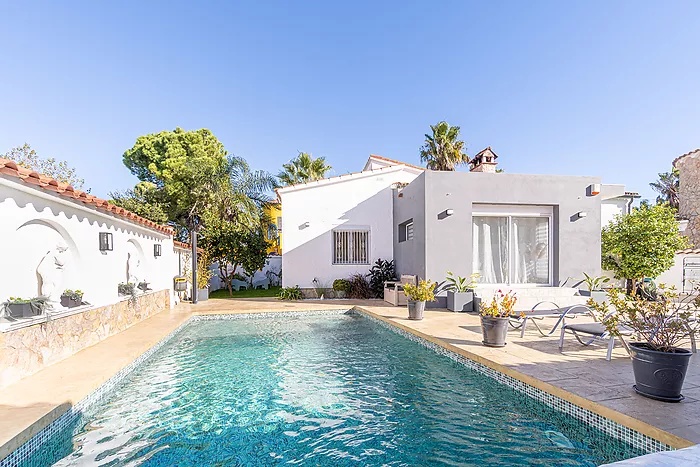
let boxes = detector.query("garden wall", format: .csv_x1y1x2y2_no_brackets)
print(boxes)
0,289,170,389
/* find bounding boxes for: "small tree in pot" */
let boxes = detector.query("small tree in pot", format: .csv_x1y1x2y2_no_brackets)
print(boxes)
403,280,436,321
480,290,519,347
591,285,700,402
445,272,480,312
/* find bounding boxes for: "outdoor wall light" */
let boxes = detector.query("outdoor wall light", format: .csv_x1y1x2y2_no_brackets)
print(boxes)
590,184,601,196
299,221,310,229
576,211,588,219
445,209,454,216
99,232,113,251
154,243,162,257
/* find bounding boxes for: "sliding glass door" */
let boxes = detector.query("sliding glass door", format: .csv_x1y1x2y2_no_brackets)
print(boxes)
472,206,551,285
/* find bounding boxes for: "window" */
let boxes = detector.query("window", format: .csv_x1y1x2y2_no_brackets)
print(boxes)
333,230,370,264
398,219,414,242
472,206,551,285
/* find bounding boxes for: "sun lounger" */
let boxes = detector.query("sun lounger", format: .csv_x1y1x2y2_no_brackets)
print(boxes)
559,320,634,361
509,301,592,338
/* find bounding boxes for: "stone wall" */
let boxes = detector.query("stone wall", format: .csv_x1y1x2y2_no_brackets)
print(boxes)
0,289,170,389
677,151,700,248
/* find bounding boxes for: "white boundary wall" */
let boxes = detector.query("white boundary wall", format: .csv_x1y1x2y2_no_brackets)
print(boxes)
0,177,178,309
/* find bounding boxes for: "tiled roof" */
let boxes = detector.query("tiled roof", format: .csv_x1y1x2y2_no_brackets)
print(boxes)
368,154,425,171
678,248,700,255
0,158,174,235
673,149,700,167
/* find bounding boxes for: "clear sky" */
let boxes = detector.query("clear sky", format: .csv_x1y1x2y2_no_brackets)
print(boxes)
1,1,699,201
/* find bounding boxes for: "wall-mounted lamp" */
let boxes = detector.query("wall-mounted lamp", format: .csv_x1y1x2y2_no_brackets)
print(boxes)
154,244,162,257
99,232,113,251
590,184,601,196
299,221,310,229
576,211,588,219
445,209,454,216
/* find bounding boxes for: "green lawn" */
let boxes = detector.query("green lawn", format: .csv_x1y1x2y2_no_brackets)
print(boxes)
209,286,281,299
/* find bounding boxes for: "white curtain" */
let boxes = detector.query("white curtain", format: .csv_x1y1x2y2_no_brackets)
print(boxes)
511,217,549,284
473,215,549,285
473,217,508,284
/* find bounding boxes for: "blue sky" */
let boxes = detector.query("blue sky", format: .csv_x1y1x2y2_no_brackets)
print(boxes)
1,1,699,201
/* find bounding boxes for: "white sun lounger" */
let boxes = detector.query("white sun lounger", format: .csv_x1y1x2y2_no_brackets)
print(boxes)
508,301,593,338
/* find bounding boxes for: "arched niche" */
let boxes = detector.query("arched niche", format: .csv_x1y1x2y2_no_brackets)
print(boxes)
125,238,148,284
11,219,81,298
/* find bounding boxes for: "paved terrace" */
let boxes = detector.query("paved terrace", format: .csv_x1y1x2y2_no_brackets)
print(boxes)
1,298,699,461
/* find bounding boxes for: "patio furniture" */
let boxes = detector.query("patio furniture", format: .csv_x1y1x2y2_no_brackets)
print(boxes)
559,317,634,361
509,301,592,338
383,275,417,306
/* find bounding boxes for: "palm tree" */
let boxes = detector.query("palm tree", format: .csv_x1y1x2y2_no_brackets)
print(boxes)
217,156,279,228
650,168,679,210
419,121,469,171
277,152,332,186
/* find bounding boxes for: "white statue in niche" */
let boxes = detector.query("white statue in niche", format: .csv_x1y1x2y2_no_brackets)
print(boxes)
37,243,69,306
126,251,142,284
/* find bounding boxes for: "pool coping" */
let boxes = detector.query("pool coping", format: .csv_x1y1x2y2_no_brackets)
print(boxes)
0,305,694,465
353,306,694,452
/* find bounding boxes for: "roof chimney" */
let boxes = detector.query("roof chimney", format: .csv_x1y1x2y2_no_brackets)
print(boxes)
469,147,499,173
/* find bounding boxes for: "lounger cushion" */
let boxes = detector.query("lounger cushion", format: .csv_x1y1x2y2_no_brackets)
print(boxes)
564,322,607,336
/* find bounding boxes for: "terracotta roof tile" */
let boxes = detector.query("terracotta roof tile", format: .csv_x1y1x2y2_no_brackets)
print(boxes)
0,157,174,235
678,248,700,255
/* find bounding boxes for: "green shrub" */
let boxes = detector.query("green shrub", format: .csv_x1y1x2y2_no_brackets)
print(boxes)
278,286,303,300
332,279,351,293
368,259,396,298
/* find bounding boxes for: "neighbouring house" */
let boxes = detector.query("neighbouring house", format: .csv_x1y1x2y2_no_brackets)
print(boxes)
674,148,700,247
279,151,630,306
264,201,282,255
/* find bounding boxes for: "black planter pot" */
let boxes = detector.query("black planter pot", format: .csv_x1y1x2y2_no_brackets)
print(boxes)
6,303,41,318
629,342,692,402
60,296,82,308
481,316,509,347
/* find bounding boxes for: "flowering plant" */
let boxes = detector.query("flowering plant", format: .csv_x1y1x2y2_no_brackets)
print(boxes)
480,290,519,318
589,284,700,353
403,280,436,302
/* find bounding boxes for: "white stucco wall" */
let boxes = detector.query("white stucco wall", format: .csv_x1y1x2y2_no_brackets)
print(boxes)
279,167,420,288
601,198,630,228
0,178,179,309
656,253,700,293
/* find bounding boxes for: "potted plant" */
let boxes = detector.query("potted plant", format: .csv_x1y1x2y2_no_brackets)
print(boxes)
591,285,700,402
2,296,51,318
403,280,436,321
580,272,610,304
445,271,480,312
188,253,213,301
137,281,150,292
480,290,518,347
60,289,84,308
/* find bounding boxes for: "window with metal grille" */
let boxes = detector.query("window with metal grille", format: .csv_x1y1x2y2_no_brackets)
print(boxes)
333,230,370,264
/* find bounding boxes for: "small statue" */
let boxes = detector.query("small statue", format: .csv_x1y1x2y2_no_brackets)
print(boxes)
127,251,141,285
37,243,69,307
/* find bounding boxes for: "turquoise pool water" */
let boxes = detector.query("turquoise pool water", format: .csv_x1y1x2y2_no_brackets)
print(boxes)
33,313,641,466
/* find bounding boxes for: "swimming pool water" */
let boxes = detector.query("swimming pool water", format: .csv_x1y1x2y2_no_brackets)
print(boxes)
33,313,641,466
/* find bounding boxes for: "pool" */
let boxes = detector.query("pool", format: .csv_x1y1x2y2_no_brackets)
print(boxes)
24,312,642,466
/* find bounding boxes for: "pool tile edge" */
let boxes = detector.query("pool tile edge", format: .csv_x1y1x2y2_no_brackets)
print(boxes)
352,306,694,452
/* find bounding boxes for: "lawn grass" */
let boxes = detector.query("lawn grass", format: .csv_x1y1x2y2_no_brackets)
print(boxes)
209,286,281,299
